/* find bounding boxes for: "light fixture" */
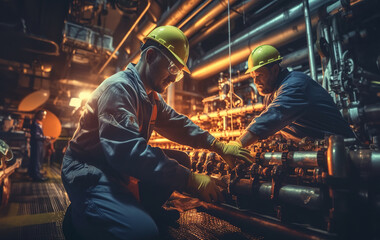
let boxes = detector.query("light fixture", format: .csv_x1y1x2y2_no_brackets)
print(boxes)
79,91,91,100
69,98,81,108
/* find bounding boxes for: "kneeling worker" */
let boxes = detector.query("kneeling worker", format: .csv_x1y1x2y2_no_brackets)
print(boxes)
61,25,252,239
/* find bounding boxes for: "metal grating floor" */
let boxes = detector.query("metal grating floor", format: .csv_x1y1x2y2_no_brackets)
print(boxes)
0,165,264,240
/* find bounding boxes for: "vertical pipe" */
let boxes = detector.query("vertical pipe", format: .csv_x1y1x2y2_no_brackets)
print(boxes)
327,135,348,178
167,84,175,107
303,0,317,81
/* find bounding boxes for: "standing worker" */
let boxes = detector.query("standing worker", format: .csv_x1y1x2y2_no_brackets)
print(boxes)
61,26,252,239
28,110,50,181
233,44,354,149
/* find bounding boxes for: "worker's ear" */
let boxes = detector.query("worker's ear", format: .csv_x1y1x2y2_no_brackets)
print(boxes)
271,64,280,76
145,48,158,64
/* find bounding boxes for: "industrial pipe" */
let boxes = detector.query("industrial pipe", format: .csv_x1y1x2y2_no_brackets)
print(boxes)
287,151,323,168
171,191,331,240
349,150,380,179
303,0,318,81
190,0,338,80
256,183,323,211
190,103,264,122
327,135,348,178
181,0,239,39
190,0,262,46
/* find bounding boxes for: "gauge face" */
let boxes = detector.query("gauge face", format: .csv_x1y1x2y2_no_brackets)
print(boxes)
18,90,50,112
0,139,13,161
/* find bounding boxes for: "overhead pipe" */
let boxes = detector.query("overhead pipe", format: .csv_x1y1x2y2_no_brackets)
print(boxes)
98,0,151,75
190,0,263,46
181,0,239,39
190,0,339,81
177,0,214,29
303,0,318,81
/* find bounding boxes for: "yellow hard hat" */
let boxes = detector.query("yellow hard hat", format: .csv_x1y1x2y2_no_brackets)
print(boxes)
245,45,283,74
145,26,190,73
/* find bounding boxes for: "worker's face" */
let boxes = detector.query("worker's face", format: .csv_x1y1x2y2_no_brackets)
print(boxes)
36,111,47,121
251,65,279,95
146,48,178,93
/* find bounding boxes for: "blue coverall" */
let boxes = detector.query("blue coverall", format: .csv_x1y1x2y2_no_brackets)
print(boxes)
28,120,46,179
61,64,215,239
248,69,354,141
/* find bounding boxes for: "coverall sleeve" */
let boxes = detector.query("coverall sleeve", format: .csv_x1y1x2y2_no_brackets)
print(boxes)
247,78,309,139
154,95,215,149
97,83,190,191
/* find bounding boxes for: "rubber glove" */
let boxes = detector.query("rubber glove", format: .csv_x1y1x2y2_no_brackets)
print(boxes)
210,139,253,168
186,172,224,203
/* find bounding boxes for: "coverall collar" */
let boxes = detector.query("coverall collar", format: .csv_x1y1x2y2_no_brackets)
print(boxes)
273,68,290,92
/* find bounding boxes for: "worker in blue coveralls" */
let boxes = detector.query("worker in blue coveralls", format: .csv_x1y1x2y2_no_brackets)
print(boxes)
232,44,354,149
28,110,50,182
61,26,253,240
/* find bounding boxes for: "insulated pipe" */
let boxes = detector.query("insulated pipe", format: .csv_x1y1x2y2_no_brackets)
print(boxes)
181,0,239,39
190,103,264,122
303,0,318,81
190,0,262,46
287,151,323,168
191,0,338,81
256,183,323,211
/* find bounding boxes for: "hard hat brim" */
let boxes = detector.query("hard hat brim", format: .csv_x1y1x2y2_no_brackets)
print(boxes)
245,57,283,74
145,36,191,74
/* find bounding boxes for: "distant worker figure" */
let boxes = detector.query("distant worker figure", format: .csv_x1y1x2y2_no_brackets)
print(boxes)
61,25,252,240
233,44,354,148
28,110,50,182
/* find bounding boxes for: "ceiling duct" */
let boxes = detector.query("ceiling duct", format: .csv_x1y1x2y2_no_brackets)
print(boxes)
190,0,338,81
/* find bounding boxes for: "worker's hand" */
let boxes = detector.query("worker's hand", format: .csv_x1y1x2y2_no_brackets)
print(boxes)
211,140,253,168
186,172,224,203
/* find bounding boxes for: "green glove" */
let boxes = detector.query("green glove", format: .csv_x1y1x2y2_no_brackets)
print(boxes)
210,139,253,168
186,172,224,203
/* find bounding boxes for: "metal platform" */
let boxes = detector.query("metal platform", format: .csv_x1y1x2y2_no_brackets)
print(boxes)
0,166,264,240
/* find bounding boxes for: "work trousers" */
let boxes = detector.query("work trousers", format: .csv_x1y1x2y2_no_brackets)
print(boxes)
64,149,190,240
